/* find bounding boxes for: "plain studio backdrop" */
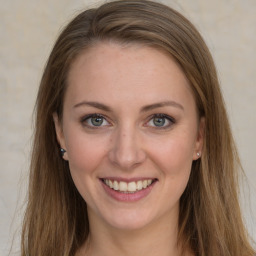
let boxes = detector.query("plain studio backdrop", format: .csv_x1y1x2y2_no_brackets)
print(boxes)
0,0,255,254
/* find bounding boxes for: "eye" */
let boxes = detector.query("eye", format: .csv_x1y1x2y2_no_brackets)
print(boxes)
146,114,175,128
81,114,110,127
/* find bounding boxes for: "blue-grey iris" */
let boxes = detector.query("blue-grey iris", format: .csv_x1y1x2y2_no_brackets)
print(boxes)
153,117,165,126
91,116,104,126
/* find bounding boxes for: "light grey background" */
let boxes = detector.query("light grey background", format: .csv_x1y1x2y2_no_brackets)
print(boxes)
1,0,255,254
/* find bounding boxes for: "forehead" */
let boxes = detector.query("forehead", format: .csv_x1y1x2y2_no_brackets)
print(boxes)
65,42,195,110
68,41,185,79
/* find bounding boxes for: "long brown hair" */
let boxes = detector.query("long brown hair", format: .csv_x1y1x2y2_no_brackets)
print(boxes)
21,1,255,255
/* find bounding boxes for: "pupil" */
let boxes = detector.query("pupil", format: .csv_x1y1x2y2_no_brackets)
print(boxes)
153,117,165,126
92,117,103,126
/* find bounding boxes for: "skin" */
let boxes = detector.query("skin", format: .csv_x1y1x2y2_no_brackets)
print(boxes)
54,42,204,256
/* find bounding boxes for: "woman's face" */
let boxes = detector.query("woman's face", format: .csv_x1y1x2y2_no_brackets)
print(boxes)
54,42,204,231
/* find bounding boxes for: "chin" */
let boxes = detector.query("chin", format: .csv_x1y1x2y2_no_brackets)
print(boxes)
97,207,158,231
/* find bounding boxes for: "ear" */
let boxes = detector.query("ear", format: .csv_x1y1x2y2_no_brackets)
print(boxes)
53,112,69,161
193,117,205,160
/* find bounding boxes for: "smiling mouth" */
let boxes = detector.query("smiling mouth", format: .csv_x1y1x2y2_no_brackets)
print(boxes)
101,178,157,193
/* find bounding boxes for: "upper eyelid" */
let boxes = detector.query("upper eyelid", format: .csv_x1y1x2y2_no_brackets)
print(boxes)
80,113,111,126
147,113,175,122
81,113,107,121
145,114,176,128
80,113,175,125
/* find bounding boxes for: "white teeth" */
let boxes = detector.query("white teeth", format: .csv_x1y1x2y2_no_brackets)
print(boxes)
103,179,154,193
128,182,137,192
119,181,127,192
137,180,143,191
109,180,113,189
142,180,148,188
113,181,119,190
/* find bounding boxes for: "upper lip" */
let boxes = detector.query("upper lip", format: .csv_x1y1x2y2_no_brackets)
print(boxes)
100,177,158,182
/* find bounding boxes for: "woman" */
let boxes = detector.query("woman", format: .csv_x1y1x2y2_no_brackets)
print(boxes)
21,0,255,255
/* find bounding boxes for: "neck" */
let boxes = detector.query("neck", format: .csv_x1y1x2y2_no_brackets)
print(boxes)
77,209,192,256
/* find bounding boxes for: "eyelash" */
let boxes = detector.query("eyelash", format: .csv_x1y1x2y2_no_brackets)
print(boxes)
80,113,176,129
81,114,111,128
145,113,176,129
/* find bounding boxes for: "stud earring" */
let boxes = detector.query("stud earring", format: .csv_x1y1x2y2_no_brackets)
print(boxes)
60,148,66,156
197,152,200,157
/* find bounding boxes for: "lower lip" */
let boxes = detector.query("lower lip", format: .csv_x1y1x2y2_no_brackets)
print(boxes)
101,181,156,202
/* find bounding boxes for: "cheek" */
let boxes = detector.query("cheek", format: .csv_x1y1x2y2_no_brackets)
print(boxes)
149,133,195,173
65,130,108,177
155,137,194,199
64,133,109,204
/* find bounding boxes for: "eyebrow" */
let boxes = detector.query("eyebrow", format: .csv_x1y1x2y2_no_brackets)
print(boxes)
73,100,184,112
73,101,113,112
141,101,184,112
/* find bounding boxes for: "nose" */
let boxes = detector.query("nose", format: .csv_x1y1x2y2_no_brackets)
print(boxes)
108,125,146,170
